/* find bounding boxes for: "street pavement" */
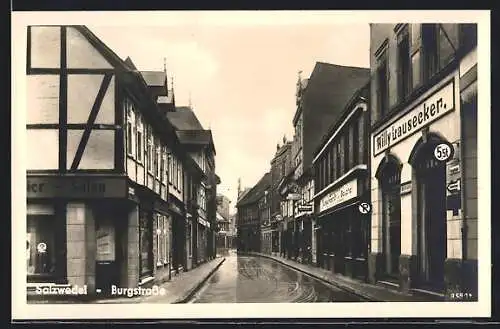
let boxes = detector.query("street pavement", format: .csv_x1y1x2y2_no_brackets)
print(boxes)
188,254,363,303
247,252,445,302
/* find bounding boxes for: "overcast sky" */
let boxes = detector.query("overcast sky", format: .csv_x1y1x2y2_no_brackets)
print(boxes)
89,21,370,213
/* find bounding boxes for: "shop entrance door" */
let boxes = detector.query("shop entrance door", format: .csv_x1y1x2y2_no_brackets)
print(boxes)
95,207,119,295
416,145,447,290
381,161,402,279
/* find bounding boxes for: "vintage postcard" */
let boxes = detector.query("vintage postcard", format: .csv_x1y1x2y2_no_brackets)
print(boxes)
11,10,491,320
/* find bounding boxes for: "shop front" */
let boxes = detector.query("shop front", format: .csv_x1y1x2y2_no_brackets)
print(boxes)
197,212,210,264
315,177,370,279
168,197,186,275
370,75,468,295
27,174,131,297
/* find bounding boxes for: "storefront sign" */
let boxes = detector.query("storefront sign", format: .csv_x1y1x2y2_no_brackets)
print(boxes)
319,179,358,213
298,205,312,212
373,80,455,156
198,217,209,227
27,176,127,199
287,193,301,201
400,182,412,195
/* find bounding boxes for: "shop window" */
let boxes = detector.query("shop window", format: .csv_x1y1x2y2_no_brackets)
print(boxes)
139,210,153,277
397,25,411,102
27,204,58,278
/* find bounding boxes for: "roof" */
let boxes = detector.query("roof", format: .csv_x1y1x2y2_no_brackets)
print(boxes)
166,107,204,130
124,56,138,70
300,61,370,172
175,130,213,145
237,172,271,207
216,212,229,222
140,71,167,87
313,80,370,160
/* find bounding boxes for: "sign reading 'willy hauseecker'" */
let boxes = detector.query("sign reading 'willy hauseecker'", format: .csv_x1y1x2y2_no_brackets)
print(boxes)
373,80,455,156
27,176,127,198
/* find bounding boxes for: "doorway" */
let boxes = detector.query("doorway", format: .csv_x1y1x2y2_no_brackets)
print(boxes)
380,159,402,279
415,141,447,290
94,203,120,295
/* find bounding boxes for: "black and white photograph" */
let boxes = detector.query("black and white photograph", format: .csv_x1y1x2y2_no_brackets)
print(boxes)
12,10,490,320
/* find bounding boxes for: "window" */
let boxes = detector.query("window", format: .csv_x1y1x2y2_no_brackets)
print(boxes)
422,24,439,81
439,24,459,69
410,24,422,89
136,129,143,163
156,215,170,266
376,53,388,118
156,214,164,266
27,204,58,277
126,100,136,157
161,147,166,184
459,24,477,52
139,210,153,277
397,25,411,102
353,120,359,166
344,130,350,171
177,160,181,190
153,139,159,179
126,122,133,155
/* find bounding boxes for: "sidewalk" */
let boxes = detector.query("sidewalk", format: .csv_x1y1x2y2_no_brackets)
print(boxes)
28,257,225,304
95,257,226,304
248,252,444,302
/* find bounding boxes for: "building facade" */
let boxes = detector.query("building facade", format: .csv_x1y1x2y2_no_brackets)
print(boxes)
285,63,371,264
269,140,292,256
312,82,371,280
259,188,272,255
368,23,478,298
236,173,271,253
26,25,185,295
26,25,219,298
216,194,233,251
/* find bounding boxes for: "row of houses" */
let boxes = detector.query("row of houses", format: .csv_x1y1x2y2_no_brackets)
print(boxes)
26,25,220,297
236,23,478,298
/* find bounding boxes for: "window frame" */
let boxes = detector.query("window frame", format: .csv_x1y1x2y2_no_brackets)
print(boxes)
397,25,411,103
376,53,389,119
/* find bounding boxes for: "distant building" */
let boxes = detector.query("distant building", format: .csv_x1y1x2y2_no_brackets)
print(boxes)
236,173,271,252
282,62,370,264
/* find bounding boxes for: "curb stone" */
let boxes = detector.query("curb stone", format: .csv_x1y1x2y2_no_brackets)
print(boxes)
173,257,226,304
247,252,375,301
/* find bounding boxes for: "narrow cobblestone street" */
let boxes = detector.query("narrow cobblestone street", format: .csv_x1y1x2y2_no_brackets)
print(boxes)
188,253,362,303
